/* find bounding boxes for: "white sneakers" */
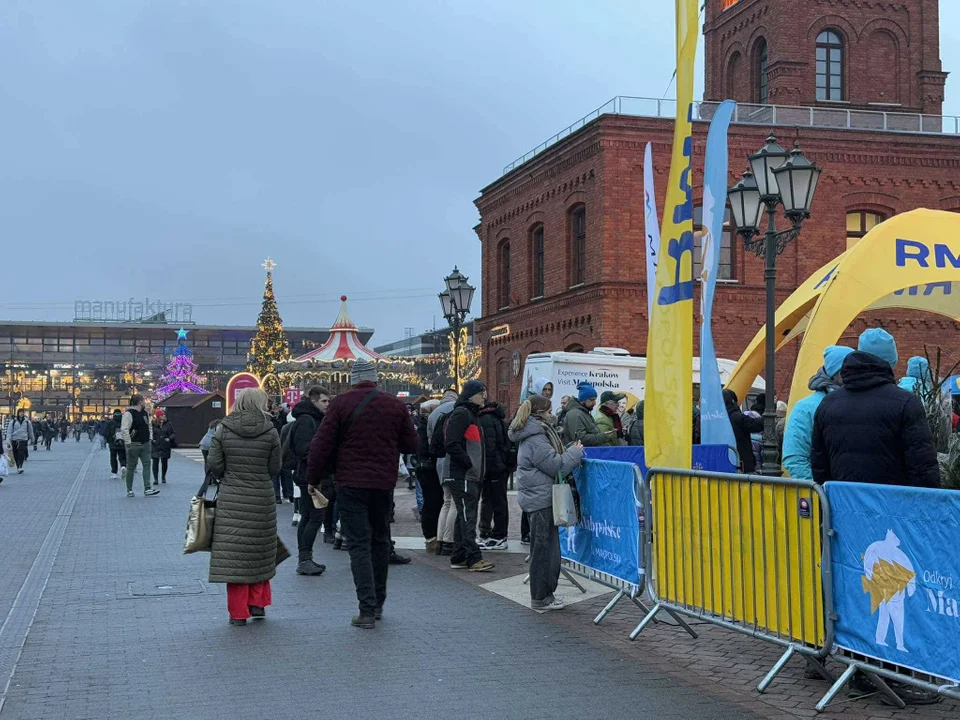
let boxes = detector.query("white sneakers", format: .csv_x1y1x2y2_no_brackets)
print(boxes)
291,512,301,527
533,597,565,612
480,538,508,551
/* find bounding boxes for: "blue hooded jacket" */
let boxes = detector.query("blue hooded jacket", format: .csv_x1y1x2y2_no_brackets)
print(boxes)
782,345,854,479
897,356,930,394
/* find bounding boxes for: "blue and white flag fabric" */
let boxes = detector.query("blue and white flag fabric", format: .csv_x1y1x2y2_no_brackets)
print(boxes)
827,482,960,684
698,100,738,461
643,142,660,321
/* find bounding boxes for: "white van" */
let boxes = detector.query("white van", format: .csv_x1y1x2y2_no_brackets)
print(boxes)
519,347,766,413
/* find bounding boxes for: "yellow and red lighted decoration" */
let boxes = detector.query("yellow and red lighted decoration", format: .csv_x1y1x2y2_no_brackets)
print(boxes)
721,0,741,10
644,0,699,471
225,372,261,414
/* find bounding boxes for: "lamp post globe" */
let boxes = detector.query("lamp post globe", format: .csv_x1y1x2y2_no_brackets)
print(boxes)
727,137,821,477
439,266,475,391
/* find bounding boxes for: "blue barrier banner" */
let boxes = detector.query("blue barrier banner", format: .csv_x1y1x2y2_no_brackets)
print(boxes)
583,444,736,475
559,459,640,588
827,482,960,683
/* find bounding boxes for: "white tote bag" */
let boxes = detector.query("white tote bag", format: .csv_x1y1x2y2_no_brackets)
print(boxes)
552,481,578,527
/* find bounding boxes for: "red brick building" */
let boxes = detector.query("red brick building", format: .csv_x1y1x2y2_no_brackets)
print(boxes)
475,0,960,411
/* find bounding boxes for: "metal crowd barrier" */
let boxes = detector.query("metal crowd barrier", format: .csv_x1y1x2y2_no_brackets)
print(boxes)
560,465,654,627
632,468,835,693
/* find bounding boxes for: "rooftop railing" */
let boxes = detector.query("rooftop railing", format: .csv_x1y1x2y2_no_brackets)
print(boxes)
502,96,960,175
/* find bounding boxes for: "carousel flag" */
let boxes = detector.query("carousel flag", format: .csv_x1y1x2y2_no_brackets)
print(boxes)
644,0,699,470
644,142,661,321
698,100,738,459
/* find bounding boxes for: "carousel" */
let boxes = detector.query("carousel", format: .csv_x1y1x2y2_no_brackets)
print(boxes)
274,295,415,396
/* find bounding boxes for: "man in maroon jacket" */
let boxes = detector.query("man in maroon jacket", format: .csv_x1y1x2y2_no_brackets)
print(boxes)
305,360,419,629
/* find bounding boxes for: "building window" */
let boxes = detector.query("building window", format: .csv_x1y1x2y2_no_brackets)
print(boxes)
693,205,735,281
497,358,510,386
530,225,545,299
722,0,741,8
756,39,769,105
570,206,586,286
498,241,511,309
816,30,844,101
846,211,886,249
564,344,585,353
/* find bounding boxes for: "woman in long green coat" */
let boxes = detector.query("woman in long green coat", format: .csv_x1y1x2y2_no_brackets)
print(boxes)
207,388,283,625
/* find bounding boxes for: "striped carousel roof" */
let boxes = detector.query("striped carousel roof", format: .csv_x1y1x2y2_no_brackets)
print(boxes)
292,296,388,364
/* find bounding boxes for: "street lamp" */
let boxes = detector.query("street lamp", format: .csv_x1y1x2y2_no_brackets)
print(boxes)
728,135,822,476
439,266,475,391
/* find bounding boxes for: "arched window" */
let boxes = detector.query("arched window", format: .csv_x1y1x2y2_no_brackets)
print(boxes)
564,344,585,353
530,224,545,299
816,30,844,101
498,241,511,309
570,205,587,287
755,39,769,104
693,205,735,280
846,211,886,249
726,52,742,100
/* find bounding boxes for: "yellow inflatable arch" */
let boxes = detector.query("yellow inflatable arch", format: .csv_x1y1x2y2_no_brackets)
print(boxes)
726,209,960,408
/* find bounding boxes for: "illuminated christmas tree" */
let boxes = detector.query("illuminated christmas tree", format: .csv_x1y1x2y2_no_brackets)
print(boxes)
247,257,291,376
156,328,206,399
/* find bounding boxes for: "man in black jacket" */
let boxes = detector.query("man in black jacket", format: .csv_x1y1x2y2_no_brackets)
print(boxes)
477,401,510,550
723,389,764,473
290,387,330,576
444,380,494,572
811,329,940,488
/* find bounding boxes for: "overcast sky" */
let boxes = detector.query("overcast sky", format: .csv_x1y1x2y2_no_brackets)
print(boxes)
3,1,960,344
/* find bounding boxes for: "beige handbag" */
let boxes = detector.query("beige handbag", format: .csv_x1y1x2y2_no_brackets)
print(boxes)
183,474,217,554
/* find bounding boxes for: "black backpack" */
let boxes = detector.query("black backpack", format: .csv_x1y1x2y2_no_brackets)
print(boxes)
430,411,450,459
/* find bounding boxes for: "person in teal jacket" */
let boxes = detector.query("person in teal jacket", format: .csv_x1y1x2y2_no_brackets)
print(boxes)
782,345,854,479
898,356,932,394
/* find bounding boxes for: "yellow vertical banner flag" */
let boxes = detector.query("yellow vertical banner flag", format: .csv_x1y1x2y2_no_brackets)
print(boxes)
644,0,698,470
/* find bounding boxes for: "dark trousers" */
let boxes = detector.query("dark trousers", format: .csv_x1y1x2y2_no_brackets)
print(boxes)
12,441,28,469
273,470,294,501
528,507,560,604
296,483,324,558
110,445,126,474
417,465,443,540
44,435,53,450
521,511,530,540
479,470,510,540
449,479,482,566
151,457,169,482
338,487,392,615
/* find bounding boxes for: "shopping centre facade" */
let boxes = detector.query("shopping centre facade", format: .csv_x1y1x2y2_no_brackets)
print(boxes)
1,320,365,418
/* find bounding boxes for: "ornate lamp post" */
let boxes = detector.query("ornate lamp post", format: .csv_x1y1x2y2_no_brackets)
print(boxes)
728,135,822,476
439,267,476,391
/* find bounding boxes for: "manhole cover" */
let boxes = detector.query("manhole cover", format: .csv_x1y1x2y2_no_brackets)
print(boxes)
121,580,210,598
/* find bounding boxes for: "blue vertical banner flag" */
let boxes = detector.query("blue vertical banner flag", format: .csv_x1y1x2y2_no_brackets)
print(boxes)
698,100,738,459
644,142,661,321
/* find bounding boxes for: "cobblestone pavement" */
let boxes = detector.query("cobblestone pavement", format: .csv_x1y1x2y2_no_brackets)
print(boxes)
0,444,757,720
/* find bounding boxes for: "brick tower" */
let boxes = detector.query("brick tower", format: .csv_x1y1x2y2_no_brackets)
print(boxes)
703,0,947,114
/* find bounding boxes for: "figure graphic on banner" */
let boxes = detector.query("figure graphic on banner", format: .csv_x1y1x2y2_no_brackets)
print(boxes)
862,530,916,652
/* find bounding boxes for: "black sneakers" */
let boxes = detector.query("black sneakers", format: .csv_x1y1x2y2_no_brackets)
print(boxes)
351,614,375,629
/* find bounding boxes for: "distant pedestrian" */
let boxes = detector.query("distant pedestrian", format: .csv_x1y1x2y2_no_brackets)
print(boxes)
628,401,645,446
428,389,459,557
562,383,609,446
811,328,940,488
207,388,284,626
9,409,34,474
198,419,220,468
121,394,159,497
289,386,330,576
150,409,176,485
477,399,510,550
104,409,127,478
444,380,495,573
723,389,764,473
415,400,442,553
781,346,854,479
305,360,418,628
509,395,583,611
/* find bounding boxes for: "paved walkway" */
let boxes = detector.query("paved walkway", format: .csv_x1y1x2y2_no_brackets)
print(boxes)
0,443,758,720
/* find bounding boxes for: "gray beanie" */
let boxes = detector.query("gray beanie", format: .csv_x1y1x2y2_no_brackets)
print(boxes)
351,359,378,385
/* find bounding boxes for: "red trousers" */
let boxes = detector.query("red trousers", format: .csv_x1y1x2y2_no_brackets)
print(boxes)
226,580,272,620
